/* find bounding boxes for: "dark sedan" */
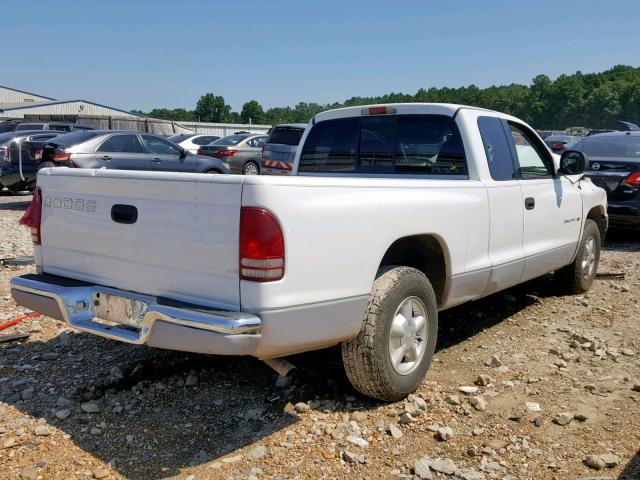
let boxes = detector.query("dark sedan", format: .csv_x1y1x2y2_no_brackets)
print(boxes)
575,131,640,229
21,131,229,183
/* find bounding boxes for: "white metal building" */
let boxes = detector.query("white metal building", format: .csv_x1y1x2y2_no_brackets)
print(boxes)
0,86,142,120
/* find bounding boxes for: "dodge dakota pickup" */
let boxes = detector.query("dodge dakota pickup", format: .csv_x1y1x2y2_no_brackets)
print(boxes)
11,103,607,400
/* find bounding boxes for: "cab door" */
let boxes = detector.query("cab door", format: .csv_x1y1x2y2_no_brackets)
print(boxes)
505,122,582,281
141,134,196,172
476,116,525,295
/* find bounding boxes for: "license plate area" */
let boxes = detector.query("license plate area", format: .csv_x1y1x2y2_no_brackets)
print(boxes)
93,291,148,329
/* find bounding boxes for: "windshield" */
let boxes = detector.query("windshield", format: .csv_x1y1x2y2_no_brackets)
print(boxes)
211,134,248,146
268,127,305,146
574,135,640,159
16,123,44,131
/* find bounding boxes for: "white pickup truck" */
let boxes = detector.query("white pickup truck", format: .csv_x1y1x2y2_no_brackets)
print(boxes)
11,103,607,401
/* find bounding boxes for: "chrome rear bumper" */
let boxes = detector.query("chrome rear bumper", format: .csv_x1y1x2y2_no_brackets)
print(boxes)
10,274,261,346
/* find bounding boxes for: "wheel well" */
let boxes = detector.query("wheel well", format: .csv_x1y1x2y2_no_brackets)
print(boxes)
379,235,448,306
586,206,607,239
204,169,221,174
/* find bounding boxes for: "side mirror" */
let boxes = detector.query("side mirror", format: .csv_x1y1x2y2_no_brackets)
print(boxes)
179,148,187,159
558,150,587,175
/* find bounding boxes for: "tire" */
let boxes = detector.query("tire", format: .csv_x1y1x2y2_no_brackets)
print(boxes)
555,219,601,294
243,161,259,175
341,266,438,401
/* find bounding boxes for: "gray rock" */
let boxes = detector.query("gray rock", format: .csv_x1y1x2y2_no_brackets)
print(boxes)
109,366,124,379
414,457,433,479
467,445,479,456
81,402,101,413
454,467,485,480
41,352,59,361
34,425,50,436
480,461,504,472
436,426,454,441
475,374,492,386
399,412,414,425
343,450,366,464
430,458,457,475
553,412,574,426
472,427,484,436
388,424,403,439
458,386,479,394
553,359,568,368
468,396,488,411
185,371,198,386
599,453,620,467
485,355,502,367
55,408,71,420
56,397,73,408
248,445,267,459
346,435,369,448
21,388,34,401
584,455,606,470
447,395,461,405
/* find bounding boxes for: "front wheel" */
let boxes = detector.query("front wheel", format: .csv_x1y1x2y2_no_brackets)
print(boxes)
341,266,438,401
555,219,601,293
243,161,259,175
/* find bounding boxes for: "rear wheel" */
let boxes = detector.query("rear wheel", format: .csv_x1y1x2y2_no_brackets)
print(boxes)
243,161,259,175
555,219,601,293
341,266,438,401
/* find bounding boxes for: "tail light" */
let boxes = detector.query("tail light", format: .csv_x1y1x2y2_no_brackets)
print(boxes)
34,149,43,161
218,149,237,157
239,207,284,282
197,148,203,155
20,188,42,245
51,150,71,162
622,172,640,186
0,147,7,161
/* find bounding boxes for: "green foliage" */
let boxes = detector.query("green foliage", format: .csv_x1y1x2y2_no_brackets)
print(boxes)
194,93,232,123
240,100,265,124
136,65,640,128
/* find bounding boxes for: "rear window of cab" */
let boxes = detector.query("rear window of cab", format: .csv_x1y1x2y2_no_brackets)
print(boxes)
298,114,467,176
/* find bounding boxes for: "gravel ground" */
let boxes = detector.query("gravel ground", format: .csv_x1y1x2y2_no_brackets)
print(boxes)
0,193,639,480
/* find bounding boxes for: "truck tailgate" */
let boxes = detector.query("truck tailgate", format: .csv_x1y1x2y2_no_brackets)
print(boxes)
37,169,243,310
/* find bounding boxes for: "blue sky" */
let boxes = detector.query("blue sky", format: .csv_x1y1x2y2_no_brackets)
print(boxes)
3,0,639,112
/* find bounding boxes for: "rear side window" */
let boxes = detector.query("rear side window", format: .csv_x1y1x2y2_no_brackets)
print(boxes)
98,134,144,153
268,127,305,146
141,135,180,154
477,116,516,181
50,125,72,132
212,134,248,146
299,115,467,176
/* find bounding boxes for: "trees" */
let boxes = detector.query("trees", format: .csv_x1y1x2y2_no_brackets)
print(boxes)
136,66,640,129
241,100,265,124
194,93,232,123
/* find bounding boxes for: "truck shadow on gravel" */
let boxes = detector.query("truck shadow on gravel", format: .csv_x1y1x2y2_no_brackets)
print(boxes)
0,196,31,211
619,450,640,479
0,281,548,479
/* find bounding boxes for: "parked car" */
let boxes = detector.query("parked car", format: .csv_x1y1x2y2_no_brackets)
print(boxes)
197,133,267,174
14,122,93,133
544,135,582,153
24,131,229,177
0,121,20,134
575,131,640,228
261,123,307,175
166,133,221,154
0,130,63,191
12,103,607,401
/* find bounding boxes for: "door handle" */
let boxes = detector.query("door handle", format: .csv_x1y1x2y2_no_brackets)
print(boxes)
524,197,535,210
152,157,162,163
100,155,111,161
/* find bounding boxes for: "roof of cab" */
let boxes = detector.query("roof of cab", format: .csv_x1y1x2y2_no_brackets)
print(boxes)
312,103,498,123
